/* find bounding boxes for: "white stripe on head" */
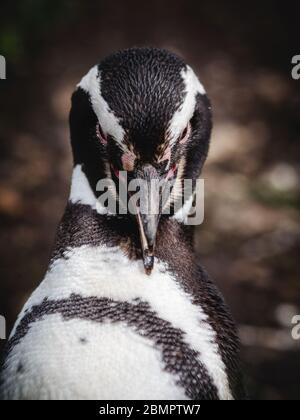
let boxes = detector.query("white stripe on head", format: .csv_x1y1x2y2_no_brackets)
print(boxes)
78,66,125,146
70,165,97,208
172,192,195,225
69,164,110,215
168,65,206,145
167,66,206,224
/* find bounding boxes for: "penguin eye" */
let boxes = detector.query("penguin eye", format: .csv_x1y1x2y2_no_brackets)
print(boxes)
96,123,107,145
179,122,191,144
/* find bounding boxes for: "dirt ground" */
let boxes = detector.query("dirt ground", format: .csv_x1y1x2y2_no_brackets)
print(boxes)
0,1,299,399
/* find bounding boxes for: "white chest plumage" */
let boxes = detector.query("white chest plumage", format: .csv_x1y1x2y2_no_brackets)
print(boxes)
1,245,232,400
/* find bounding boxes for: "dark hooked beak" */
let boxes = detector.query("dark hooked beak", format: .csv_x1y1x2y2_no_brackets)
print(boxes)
136,210,160,275
133,165,162,275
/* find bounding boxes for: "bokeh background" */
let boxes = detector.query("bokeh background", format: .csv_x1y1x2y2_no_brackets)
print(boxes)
0,0,299,400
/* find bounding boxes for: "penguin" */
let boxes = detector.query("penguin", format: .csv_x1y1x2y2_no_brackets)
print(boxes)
0,48,245,400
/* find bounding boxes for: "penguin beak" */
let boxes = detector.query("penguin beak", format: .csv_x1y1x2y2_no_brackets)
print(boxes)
133,165,162,275
136,210,160,275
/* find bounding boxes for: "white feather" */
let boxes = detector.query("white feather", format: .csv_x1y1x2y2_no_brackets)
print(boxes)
2,315,186,400
168,66,206,144
7,245,232,400
69,164,114,215
78,66,125,145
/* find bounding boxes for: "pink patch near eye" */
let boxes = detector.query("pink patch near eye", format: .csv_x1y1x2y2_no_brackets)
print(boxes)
167,164,177,179
96,123,107,145
121,152,135,172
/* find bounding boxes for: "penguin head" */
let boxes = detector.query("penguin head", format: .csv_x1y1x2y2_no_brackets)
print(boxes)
70,48,212,273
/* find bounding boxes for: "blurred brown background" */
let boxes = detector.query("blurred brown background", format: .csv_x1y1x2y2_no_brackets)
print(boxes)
0,0,299,400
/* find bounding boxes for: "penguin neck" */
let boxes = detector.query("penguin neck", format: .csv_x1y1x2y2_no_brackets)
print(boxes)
62,164,195,262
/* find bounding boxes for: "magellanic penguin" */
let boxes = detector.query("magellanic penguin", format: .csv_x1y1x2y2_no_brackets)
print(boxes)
0,48,245,400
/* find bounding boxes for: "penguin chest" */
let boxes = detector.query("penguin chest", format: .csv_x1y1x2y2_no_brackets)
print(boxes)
0,245,232,400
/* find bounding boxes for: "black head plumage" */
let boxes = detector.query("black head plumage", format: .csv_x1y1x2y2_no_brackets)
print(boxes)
69,47,212,273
